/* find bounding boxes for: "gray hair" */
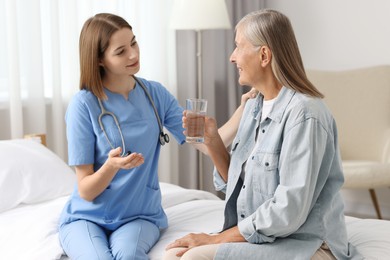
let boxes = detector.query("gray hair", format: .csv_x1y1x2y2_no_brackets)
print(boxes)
237,9,323,98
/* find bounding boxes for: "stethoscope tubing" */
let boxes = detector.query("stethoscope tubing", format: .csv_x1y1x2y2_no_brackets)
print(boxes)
98,99,127,155
135,77,169,145
97,76,169,156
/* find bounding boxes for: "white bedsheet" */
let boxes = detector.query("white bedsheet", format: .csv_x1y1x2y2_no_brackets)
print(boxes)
0,183,222,260
0,196,67,260
0,183,389,260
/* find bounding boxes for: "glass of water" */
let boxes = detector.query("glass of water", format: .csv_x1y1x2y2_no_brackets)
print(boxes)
185,98,207,143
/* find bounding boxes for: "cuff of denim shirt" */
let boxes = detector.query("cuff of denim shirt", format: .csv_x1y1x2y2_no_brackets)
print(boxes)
238,216,257,243
213,167,227,192
238,216,275,244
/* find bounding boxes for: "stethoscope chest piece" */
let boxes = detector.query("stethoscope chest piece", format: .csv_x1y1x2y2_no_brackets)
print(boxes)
159,132,170,145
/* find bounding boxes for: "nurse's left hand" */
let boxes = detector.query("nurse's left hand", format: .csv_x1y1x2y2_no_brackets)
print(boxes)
165,233,216,257
107,147,144,170
120,152,144,169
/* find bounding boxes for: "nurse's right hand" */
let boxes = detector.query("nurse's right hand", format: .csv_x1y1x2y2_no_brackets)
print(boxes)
107,147,145,170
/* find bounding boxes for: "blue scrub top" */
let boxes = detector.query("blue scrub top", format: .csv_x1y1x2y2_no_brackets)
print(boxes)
59,77,185,230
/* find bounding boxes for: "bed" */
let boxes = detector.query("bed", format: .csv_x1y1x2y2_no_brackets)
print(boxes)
1,139,390,260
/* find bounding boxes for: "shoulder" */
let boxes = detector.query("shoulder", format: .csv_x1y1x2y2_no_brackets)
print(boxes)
242,95,259,118
289,92,331,121
136,77,166,93
66,90,98,117
135,76,176,103
283,90,335,134
69,89,97,106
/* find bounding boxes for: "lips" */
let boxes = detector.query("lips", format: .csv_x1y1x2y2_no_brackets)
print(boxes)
126,61,139,67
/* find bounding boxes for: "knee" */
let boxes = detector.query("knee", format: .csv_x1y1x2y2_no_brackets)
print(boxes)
181,245,218,260
162,248,184,260
113,247,148,260
65,251,112,260
181,249,200,260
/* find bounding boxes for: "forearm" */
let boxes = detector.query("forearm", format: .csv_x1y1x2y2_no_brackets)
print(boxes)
194,105,245,156
212,226,246,244
207,134,230,182
77,163,118,201
190,143,208,155
219,88,257,146
218,104,245,147
194,105,244,155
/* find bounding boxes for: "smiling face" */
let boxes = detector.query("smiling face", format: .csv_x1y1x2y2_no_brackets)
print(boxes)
100,28,140,80
230,26,262,88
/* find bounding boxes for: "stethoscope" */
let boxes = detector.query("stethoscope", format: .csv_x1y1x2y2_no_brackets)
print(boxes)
97,76,170,156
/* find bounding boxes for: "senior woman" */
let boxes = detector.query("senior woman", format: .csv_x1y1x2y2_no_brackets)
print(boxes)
164,9,362,260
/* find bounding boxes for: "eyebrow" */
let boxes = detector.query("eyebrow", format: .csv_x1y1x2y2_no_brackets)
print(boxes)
113,36,136,52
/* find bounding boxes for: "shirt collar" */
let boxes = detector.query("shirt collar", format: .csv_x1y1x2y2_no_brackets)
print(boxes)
251,86,296,123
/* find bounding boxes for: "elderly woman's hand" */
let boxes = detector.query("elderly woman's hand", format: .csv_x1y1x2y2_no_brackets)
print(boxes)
182,111,219,146
165,233,216,257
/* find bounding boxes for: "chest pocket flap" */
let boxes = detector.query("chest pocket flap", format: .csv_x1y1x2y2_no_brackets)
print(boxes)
252,151,280,197
261,152,279,171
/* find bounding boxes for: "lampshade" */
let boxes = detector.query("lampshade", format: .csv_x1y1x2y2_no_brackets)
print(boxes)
170,0,231,30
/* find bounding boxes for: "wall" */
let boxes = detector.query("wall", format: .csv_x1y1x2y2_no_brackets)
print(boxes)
266,0,390,219
266,0,390,70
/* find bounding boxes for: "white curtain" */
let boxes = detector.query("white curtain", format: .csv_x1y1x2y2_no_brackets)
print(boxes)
0,0,178,182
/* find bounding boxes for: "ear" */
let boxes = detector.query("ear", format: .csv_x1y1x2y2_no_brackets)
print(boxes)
259,46,272,67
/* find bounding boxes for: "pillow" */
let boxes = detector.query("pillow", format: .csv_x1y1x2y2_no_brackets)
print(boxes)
0,139,76,213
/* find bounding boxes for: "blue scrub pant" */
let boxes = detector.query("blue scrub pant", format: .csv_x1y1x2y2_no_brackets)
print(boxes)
59,219,160,260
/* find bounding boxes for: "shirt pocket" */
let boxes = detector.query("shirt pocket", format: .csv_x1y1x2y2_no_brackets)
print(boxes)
251,151,280,197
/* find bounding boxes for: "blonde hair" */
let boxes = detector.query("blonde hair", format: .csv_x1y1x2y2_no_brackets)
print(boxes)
237,9,323,98
79,13,132,99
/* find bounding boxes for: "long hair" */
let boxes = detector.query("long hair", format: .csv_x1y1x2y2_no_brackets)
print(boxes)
237,9,323,98
79,13,132,99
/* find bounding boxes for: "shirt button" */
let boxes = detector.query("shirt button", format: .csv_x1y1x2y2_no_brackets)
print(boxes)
262,129,265,133
242,185,246,189
241,214,245,218
265,162,269,167
252,156,254,160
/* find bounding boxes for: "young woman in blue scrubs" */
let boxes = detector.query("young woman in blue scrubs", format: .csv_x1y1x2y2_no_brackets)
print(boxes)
58,13,254,260
58,13,183,260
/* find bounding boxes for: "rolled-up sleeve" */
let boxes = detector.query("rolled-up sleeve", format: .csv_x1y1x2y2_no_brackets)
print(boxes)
213,167,227,193
238,216,276,243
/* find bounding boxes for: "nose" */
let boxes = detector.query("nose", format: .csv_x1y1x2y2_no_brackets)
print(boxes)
128,47,138,60
229,49,236,63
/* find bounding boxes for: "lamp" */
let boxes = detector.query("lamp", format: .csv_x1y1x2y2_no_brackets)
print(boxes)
170,0,231,190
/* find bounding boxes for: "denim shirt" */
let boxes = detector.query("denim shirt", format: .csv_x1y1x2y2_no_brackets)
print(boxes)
213,87,362,259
